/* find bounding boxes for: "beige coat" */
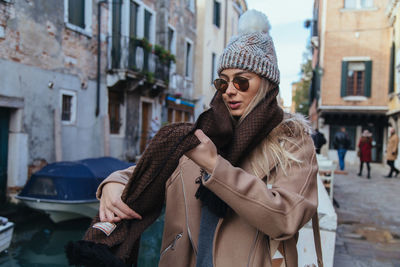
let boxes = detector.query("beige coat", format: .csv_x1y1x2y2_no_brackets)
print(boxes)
386,133,399,161
97,116,318,267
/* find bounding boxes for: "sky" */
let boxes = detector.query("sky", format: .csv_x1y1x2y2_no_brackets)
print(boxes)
246,0,314,107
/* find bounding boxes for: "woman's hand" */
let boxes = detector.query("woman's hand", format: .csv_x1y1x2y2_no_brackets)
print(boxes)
99,182,142,223
185,129,218,173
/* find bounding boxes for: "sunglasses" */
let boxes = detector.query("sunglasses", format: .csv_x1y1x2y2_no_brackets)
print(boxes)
213,77,250,93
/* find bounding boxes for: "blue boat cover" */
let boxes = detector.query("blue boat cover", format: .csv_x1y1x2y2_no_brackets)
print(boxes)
18,157,133,201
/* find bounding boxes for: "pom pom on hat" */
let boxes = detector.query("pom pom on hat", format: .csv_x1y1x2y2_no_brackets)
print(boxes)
238,9,271,35
218,9,280,85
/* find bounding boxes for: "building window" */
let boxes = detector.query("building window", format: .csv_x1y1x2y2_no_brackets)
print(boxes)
62,95,72,121
167,108,192,123
68,0,85,28
111,0,122,69
187,0,195,12
347,62,365,96
211,53,217,84
389,42,395,94
60,90,77,124
341,60,372,97
168,27,175,53
185,41,193,78
108,90,124,135
142,9,153,72
144,9,152,40
129,1,139,38
128,1,139,69
344,0,373,9
213,1,221,28
64,0,92,36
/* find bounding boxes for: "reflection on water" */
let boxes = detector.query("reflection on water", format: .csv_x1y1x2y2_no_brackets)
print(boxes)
0,215,90,267
0,210,164,267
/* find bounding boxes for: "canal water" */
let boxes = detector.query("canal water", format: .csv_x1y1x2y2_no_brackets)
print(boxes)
0,204,164,267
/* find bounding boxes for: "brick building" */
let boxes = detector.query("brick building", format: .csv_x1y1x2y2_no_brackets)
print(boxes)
309,0,391,164
0,0,110,198
106,0,197,159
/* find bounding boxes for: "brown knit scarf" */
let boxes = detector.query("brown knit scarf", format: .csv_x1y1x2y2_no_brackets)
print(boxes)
66,87,283,266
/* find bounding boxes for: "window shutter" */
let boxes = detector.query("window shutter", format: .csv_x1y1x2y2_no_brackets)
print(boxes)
111,0,122,69
389,42,395,94
341,61,348,97
364,60,372,97
213,1,220,27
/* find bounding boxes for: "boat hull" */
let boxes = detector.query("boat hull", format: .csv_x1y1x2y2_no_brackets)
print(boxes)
15,196,99,223
0,221,14,253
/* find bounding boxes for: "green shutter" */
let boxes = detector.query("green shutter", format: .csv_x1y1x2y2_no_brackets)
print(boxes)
389,42,395,94
111,0,122,69
364,60,372,97
213,1,220,27
341,61,348,97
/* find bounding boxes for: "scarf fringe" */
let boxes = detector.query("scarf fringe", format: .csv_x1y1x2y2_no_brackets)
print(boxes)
65,240,128,267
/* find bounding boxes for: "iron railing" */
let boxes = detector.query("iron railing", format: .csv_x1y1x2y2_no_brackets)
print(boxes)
109,34,171,83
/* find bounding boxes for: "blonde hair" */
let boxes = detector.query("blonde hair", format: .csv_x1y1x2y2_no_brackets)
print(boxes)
226,78,306,179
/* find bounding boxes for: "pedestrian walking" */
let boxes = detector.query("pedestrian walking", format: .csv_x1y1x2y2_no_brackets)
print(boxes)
385,128,399,178
357,129,372,179
68,10,321,267
333,127,351,171
311,128,326,154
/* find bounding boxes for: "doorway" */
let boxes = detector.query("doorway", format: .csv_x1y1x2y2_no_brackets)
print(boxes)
0,108,10,202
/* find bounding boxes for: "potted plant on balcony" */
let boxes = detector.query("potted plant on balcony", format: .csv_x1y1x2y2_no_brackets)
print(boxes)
153,44,176,64
135,37,153,53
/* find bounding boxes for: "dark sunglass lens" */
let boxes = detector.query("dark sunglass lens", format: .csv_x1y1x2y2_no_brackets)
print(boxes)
233,77,249,91
214,79,228,92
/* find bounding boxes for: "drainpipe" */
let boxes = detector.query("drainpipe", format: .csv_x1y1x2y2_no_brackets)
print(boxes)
224,0,228,47
96,0,107,117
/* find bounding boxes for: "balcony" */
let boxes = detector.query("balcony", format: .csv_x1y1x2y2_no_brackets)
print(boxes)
107,35,174,88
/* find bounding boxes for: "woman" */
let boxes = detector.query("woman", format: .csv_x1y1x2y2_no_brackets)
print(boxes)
97,10,318,267
385,128,399,178
357,130,372,179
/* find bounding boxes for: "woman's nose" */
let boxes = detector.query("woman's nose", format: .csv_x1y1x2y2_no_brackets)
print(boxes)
225,82,237,95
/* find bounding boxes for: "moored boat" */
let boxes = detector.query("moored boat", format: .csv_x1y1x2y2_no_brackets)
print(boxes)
15,157,133,223
0,216,14,253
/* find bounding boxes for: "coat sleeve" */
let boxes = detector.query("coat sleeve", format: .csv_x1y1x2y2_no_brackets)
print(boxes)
96,165,136,199
202,135,318,240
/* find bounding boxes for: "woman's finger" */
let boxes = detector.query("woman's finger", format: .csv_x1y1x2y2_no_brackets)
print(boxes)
112,205,140,220
105,209,116,222
194,129,209,143
99,205,106,222
112,199,142,220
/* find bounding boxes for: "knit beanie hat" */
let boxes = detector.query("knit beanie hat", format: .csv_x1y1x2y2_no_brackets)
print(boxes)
217,9,280,86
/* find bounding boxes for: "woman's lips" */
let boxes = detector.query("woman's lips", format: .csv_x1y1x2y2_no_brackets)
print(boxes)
228,101,241,109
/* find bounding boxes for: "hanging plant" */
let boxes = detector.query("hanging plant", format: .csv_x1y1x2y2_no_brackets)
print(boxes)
153,44,164,56
152,44,176,64
135,37,153,53
143,71,155,84
166,51,176,63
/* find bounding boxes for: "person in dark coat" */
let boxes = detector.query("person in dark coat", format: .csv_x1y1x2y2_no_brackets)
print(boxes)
357,130,372,179
333,127,351,170
311,128,326,154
